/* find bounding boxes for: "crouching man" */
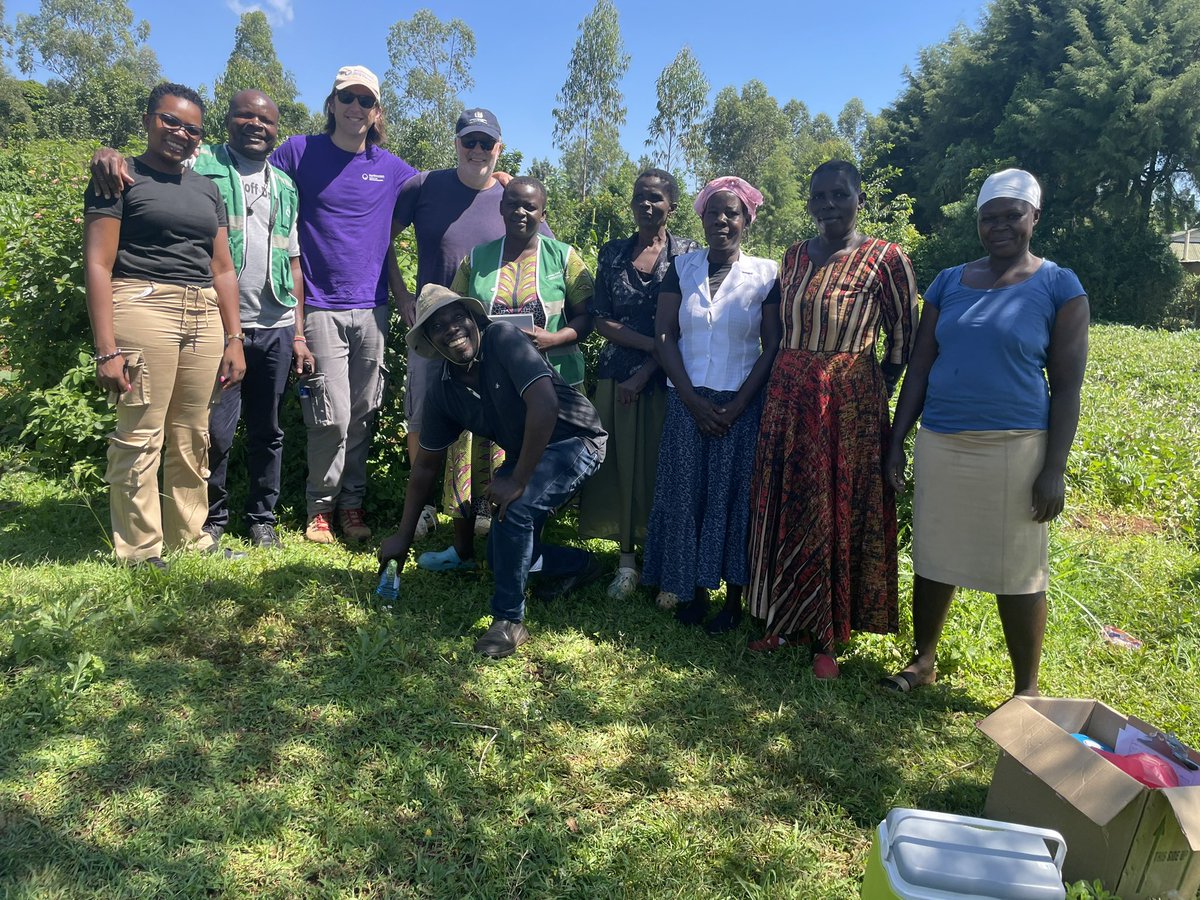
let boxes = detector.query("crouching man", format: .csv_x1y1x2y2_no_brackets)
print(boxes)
378,285,607,658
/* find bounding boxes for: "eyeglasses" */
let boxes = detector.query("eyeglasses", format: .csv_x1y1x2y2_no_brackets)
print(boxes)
336,90,377,109
460,137,496,151
154,112,203,139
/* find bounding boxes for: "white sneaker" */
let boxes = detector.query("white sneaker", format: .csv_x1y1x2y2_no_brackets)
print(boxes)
607,567,640,599
414,505,437,539
474,515,492,536
656,591,681,610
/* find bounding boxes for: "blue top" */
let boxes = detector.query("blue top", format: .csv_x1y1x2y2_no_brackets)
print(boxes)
922,260,1085,433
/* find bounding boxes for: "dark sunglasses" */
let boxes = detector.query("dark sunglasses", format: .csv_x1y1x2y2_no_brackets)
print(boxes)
336,90,377,109
154,111,203,139
460,137,496,151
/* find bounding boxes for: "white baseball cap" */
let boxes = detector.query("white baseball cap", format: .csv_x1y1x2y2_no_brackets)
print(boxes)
333,65,381,102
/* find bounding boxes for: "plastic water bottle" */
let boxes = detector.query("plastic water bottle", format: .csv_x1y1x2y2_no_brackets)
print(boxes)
376,560,400,606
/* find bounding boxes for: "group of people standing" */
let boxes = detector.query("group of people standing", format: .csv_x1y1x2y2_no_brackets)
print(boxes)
82,67,1089,696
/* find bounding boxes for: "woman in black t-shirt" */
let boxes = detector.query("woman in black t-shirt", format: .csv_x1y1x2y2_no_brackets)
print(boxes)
83,82,246,569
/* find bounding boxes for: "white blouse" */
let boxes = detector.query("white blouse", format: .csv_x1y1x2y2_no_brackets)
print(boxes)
671,249,778,392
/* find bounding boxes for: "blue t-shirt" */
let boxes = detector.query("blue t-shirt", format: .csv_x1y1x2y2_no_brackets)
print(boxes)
922,260,1085,433
270,134,417,310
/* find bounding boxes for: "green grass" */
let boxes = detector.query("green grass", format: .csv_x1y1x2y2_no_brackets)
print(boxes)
2,323,1199,898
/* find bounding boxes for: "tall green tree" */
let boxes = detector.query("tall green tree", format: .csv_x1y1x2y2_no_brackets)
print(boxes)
13,0,159,146
700,80,790,186
645,45,709,173
552,0,631,200
0,0,12,56
211,11,308,142
382,9,475,169
15,0,157,88
877,0,1200,231
875,0,1199,322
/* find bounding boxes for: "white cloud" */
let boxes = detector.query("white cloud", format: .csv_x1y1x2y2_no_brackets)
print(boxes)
226,0,295,25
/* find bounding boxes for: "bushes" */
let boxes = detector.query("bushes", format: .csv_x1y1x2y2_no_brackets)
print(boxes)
0,140,112,475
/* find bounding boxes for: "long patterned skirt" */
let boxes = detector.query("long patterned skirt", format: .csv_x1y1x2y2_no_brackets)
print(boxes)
642,387,762,598
746,349,899,649
442,432,505,519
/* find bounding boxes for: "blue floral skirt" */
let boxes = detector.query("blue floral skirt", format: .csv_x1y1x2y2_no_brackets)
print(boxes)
642,387,763,598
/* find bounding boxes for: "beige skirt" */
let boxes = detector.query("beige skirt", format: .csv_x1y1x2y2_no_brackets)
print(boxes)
912,428,1049,595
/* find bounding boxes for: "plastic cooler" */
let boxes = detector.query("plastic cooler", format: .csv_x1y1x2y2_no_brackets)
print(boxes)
861,808,1067,900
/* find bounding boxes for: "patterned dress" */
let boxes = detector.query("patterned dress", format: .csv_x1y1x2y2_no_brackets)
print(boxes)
579,232,699,550
747,238,917,649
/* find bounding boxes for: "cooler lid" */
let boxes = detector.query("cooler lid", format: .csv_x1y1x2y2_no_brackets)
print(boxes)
886,810,1066,900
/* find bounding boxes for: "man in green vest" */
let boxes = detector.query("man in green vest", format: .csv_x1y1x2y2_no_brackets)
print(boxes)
91,90,312,551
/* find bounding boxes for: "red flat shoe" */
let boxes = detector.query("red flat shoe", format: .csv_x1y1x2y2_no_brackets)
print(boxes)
812,653,840,680
748,634,791,652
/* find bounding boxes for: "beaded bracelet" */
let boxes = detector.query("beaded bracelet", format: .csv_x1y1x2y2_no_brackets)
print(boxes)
293,336,308,343
94,349,123,365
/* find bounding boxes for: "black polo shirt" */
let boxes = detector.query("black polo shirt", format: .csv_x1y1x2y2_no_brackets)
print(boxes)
419,321,607,460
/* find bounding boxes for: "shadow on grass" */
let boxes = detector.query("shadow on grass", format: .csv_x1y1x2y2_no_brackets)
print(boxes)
0,485,112,565
2,496,997,896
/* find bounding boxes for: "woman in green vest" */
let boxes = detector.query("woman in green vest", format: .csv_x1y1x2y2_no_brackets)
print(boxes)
417,177,594,572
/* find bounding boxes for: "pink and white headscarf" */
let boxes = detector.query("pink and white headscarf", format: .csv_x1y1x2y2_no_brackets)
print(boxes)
693,176,764,224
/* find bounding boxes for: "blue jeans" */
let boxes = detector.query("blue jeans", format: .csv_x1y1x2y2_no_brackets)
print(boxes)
487,437,601,622
206,324,294,530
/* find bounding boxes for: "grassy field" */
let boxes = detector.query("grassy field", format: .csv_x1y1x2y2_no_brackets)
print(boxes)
2,324,1199,898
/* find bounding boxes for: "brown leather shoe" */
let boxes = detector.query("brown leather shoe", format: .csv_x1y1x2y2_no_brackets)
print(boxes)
338,508,372,542
304,512,335,544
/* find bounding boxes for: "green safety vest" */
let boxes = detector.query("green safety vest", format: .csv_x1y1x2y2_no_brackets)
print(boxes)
466,235,585,386
192,144,299,308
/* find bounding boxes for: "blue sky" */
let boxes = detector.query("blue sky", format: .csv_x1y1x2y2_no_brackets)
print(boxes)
6,0,987,164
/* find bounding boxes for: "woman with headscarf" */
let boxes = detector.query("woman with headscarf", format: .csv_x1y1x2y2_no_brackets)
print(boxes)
881,168,1089,697
642,176,781,628
744,160,918,679
84,82,247,569
579,169,700,598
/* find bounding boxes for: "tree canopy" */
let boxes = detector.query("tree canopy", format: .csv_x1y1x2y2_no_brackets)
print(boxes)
875,0,1199,321
211,12,309,144
382,9,475,170
646,46,708,174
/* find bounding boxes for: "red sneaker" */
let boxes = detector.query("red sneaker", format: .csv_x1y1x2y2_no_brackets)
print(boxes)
304,512,334,544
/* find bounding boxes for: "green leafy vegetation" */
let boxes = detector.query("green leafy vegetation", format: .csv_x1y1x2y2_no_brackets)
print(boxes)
1,325,1197,897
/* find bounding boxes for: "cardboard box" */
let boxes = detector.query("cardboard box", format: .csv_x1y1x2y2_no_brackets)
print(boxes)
977,697,1200,900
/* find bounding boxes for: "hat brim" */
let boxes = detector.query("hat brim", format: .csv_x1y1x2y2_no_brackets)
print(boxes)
456,125,501,142
405,293,490,359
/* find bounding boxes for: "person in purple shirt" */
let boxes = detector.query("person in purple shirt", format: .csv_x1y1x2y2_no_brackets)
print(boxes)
269,65,417,544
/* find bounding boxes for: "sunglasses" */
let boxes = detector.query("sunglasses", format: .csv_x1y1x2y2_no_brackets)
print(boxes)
154,111,203,139
460,137,497,151
336,90,377,109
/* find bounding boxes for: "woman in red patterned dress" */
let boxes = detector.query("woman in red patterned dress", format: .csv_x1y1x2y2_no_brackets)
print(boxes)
744,160,918,678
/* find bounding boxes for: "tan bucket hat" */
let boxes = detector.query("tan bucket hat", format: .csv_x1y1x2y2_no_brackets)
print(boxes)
405,284,488,359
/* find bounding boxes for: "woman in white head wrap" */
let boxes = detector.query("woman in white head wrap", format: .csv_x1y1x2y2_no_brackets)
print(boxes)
880,168,1090,697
